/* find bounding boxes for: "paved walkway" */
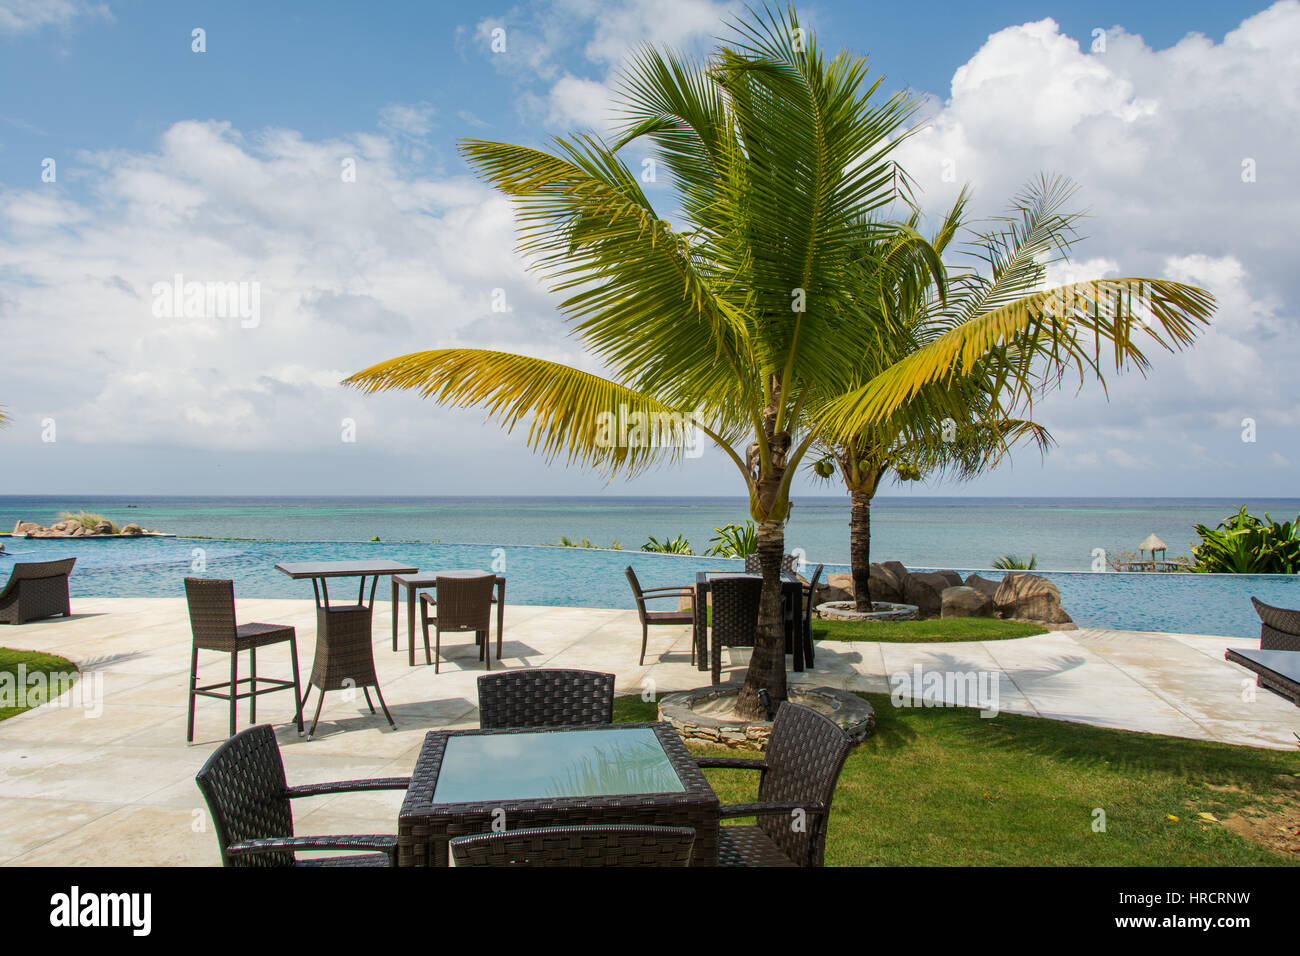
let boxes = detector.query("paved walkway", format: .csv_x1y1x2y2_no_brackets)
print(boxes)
1,598,1295,865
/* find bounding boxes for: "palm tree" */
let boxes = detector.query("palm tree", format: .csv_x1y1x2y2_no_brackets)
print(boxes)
344,6,1213,718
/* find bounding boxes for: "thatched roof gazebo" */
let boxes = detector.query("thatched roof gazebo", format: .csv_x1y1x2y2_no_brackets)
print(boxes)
1137,533,1167,568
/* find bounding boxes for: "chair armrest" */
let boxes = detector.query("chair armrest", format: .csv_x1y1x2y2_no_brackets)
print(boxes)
640,584,694,594
695,757,767,771
642,591,694,604
718,800,827,821
286,777,410,799
226,834,397,858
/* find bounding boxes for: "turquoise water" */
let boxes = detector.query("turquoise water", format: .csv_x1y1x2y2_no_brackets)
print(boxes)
3,495,1299,638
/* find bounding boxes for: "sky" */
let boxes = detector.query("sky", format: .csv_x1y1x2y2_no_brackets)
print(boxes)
0,0,1295,497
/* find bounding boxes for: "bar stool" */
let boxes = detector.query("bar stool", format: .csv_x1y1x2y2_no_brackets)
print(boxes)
185,578,304,742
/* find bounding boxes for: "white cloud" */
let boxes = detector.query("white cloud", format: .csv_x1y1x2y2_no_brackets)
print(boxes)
0,0,110,33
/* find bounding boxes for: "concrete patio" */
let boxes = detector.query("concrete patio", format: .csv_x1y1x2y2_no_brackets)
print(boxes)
1,597,1296,865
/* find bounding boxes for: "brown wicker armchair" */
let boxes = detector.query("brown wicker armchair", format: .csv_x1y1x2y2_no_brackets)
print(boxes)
477,669,615,728
625,566,694,665
195,724,410,867
420,574,498,672
0,557,75,625
1251,597,1300,702
449,824,695,867
696,702,852,867
709,575,762,685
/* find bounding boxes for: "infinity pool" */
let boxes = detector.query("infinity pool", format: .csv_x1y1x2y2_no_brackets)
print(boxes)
3,536,1296,639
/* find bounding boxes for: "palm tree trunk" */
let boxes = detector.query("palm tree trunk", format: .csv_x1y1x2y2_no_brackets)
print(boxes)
735,517,789,719
850,489,873,612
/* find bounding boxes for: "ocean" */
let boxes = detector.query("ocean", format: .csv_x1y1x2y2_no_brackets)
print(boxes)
3,495,1297,571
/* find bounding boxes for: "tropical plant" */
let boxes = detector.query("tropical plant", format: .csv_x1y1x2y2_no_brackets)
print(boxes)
344,6,1213,717
59,511,119,533
1189,507,1300,574
992,553,1038,571
707,521,758,558
558,536,623,549
641,534,694,555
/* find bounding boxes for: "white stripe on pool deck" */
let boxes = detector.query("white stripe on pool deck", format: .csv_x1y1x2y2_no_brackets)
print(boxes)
0,598,1296,866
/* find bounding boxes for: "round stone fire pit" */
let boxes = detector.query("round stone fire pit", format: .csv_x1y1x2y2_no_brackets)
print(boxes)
817,600,917,622
659,684,875,750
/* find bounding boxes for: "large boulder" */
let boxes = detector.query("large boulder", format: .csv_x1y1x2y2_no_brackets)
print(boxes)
881,561,910,587
122,523,143,536
93,521,114,535
964,573,1000,600
936,570,963,588
941,585,994,618
993,572,1073,625
14,521,40,535
903,571,951,618
867,563,905,604
819,573,854,605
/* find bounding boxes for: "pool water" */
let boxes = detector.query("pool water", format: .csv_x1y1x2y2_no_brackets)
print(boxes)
3,536,1296,640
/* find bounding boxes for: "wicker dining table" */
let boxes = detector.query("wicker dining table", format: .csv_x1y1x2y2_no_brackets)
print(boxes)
397,722,720,866
390,570,506,667
274,559,418,738
693,570,809,672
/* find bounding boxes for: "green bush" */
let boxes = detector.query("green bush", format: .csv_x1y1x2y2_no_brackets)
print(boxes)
1190,506,1300,573
706,521,757,558
641,534,694,554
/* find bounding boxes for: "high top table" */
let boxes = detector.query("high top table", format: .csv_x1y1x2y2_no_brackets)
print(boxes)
275,559,418,738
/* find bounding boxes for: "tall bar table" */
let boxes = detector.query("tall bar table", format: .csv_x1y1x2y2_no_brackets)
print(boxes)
275,559,418,739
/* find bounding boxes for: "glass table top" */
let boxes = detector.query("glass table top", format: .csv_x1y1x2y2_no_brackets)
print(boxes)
432,727,685,803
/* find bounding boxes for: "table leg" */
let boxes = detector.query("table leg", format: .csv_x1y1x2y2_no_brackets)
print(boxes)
407,585,417,667
391,579,399,652
695,581,708,671
496,579,505,662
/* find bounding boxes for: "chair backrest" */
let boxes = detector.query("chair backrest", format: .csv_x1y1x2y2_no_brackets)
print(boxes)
477,669,615,728
803,563,824,633
744,553,798,573
758,702,853,867
449,824,695,867
434,574,496,631
0,557,75,597
624,566,648,621
184,577,238,652
710,576,762,649
1252,596,1300,651
194,724,294,867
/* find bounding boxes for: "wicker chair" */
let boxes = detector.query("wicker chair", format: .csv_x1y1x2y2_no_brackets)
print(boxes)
625,566,694,665
744,553,799,573
420,574,498,672
1251,597,1300,701
697,702,852,867
477,669,615,729
710,575,762,685
195,724,409,867
0,558,75,625
449,824,695,867
184,577,304,742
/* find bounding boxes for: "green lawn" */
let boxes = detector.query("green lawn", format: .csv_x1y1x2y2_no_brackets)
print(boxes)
812,616,1046,643
614,694,1300,865
0,648,78,722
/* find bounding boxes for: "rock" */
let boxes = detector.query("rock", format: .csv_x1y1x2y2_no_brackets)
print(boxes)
867,563,905,604
93,521,114,534
902,571,951,618
122,523,143,535
936,570,963,588
15,521,41,535
993,572,1073,625
71,526,87,536
820,573,854,605
941,585,993,618
881,561,910,586
964,573,1000,600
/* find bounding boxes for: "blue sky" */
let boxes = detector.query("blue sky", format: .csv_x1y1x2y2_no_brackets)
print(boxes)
0,0,1295,497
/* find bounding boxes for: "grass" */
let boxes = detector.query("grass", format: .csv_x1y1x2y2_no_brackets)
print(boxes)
614,693,1300,866
812,616,1046,643
0,648,78,722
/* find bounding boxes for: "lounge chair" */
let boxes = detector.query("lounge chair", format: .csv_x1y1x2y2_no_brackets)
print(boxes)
625,566,695,665
0,557,75,624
